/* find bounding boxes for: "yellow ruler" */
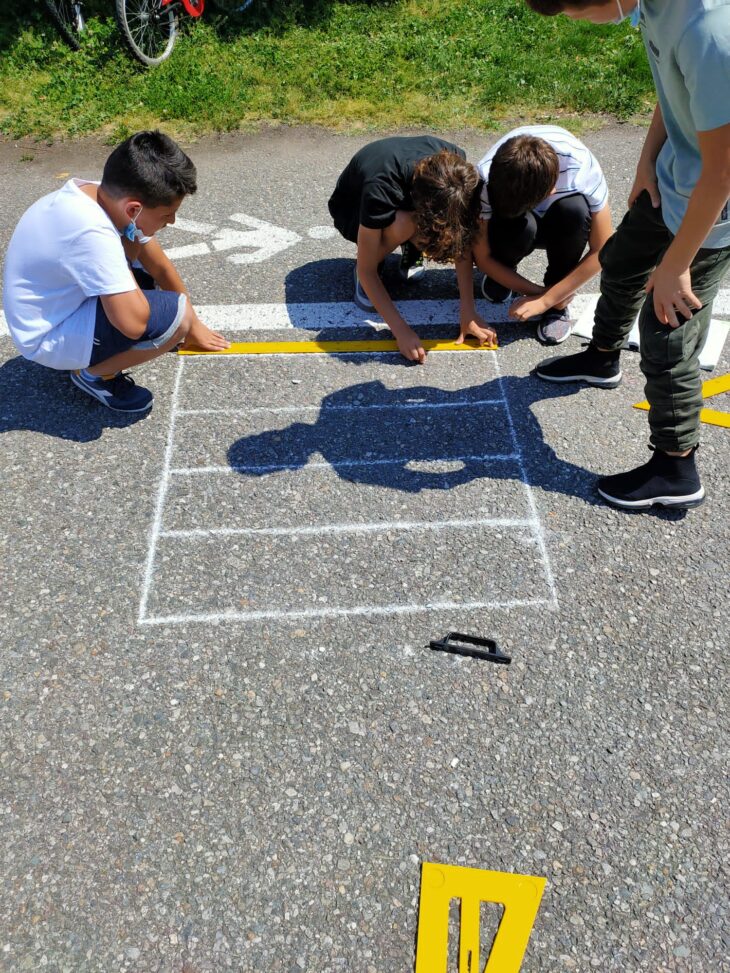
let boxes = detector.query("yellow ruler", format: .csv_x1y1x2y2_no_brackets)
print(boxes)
179,338,497,357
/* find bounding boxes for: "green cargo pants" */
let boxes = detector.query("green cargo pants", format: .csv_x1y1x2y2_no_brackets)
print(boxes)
592,191,730,453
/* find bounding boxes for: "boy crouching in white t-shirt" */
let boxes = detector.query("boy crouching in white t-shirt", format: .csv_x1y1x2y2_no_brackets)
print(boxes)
472,125,613,345
2,130,228,413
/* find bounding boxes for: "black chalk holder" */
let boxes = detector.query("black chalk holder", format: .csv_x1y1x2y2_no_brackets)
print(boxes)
429,632,511,665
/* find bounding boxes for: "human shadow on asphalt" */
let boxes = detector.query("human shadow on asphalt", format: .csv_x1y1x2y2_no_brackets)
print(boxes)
0,357,149,441
227,372,604,503
284,257,464,309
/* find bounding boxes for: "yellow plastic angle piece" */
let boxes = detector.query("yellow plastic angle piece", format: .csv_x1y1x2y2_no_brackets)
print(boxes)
415,862,546,973
179,338,498,356
633,372,730,429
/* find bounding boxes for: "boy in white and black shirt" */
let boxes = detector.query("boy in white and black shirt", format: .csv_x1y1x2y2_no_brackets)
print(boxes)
472,124,613,344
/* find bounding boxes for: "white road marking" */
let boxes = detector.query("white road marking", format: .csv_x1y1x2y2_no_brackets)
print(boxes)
307,225,338,239
2,291,728,339
164,212,301,264
172,216,218,235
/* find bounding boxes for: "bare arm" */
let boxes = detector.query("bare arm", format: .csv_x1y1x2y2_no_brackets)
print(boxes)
136,237,229,350
509,204,614,321
647,121,730,326
454,254,497,346
137,236,188,293
357,224,425,363
100,287,150,340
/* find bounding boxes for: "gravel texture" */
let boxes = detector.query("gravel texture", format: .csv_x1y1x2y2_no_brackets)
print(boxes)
1,126,729,972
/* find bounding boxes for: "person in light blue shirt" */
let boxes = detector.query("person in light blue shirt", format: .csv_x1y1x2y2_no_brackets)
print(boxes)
525,0,730,512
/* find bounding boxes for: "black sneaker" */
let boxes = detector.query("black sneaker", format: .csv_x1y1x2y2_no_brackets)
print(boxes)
480,274,513,304
597,447,705,511
535,342,622,388
398,241,425,282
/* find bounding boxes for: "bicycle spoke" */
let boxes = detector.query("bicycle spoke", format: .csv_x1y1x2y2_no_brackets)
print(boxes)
116,0,177,65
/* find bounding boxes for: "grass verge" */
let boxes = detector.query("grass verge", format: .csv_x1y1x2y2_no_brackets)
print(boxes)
0,1,654,141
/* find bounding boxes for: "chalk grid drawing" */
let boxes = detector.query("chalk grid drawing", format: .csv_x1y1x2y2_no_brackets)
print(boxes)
138,352,558,627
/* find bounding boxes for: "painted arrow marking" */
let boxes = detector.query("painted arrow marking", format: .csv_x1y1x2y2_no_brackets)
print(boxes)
164,212,302,264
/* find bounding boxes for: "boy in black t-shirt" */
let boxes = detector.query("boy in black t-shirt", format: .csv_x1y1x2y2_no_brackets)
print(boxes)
328,136,496,363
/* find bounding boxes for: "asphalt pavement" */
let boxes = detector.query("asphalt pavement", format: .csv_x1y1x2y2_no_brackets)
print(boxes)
1,124,729,972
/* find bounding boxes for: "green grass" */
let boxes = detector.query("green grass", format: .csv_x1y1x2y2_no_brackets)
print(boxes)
0,1,654,141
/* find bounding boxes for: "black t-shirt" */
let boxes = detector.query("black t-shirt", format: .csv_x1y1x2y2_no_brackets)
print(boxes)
328,136,465,237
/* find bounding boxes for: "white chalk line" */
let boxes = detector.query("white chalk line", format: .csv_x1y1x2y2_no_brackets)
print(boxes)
169,453,521,477
2,290,729,338
159,516,537,540
138,356,186,625
139,596,556,627
493,353,559,610
176,398,506,416
139,353,555,625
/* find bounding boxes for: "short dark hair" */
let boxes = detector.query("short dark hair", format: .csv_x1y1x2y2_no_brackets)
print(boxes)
411,150,482,262
102,130,197,206
487,135,559,219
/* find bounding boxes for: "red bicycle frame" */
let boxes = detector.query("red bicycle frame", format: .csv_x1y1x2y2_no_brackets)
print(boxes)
161,0,205,16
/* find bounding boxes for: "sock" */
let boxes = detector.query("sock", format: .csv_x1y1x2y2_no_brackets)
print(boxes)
79,368,118,382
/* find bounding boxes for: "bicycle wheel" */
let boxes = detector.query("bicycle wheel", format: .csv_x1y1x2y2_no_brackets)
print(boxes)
44,0,85,50
115,0,178,66
209,0,254,13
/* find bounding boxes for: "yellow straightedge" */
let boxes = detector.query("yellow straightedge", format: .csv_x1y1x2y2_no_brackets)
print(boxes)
415,862,546,973
634,372,730,429
179,338,498,356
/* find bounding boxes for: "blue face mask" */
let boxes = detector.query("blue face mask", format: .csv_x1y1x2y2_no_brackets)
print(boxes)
613,0,641,26
121,208,144,242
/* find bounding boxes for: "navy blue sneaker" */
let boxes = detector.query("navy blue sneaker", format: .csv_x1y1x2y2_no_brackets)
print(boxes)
70,370,153,413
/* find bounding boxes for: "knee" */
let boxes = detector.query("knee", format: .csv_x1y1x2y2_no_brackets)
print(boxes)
160,296,193,351
175,297,194,340
489,212,536,260
552,194,591,232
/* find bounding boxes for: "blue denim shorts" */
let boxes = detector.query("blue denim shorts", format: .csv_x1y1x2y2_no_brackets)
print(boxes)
89,289,187,367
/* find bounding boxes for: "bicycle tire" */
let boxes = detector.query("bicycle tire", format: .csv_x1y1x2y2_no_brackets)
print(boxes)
209,0,254,13
44,0,85,50
115,0,178,66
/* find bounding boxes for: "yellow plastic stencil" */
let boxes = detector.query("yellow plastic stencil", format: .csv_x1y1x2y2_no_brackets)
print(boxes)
634,372,730,429
179,338,497,357
415,862,546,973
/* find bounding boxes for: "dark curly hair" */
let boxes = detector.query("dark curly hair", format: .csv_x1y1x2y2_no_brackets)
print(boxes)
411,151,483,263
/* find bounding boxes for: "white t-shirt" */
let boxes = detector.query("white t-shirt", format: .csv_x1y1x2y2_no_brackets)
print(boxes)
2,179,136,369
477,125,608,220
